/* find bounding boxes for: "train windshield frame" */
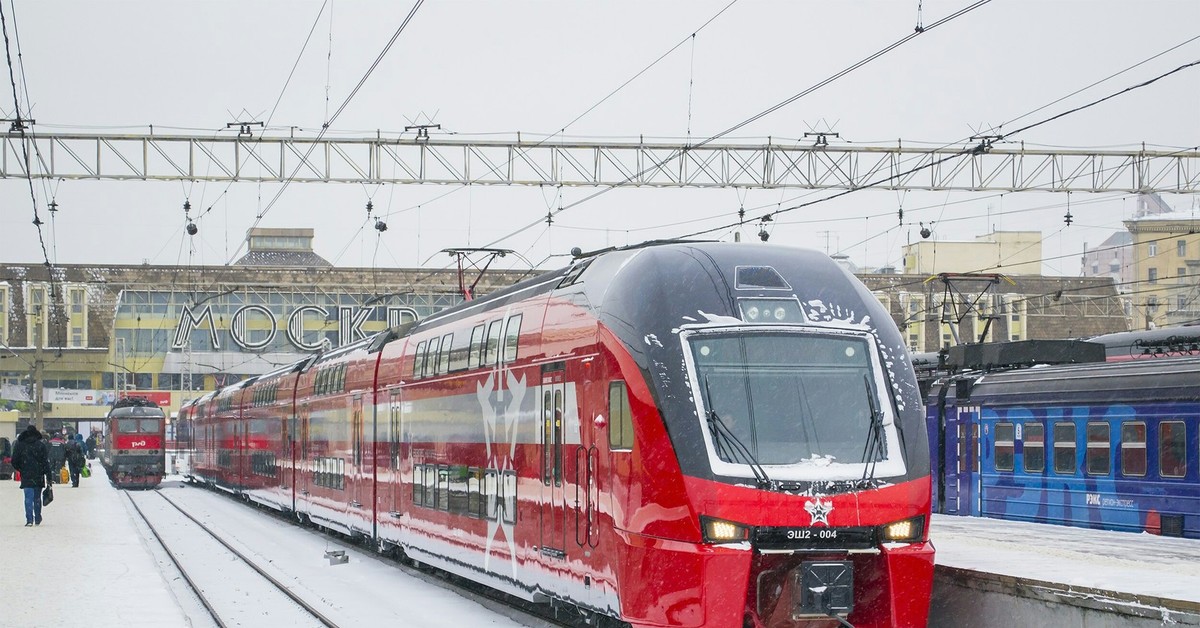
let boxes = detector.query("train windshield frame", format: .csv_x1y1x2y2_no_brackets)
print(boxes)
683,326,907,482
116,418,163,433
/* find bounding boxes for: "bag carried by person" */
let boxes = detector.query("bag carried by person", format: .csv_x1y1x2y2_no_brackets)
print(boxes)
59,466,69,484
42,485,54,506
81,464,91,478
13,470,19,482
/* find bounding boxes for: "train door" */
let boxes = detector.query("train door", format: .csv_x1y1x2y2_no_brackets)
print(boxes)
944,404,980,515
540,363,567,563
350,394,367,529
573,376,600,553
387,389,404,520
298,402,312,519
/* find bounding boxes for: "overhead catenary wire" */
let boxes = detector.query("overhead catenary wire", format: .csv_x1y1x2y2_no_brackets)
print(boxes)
231,0,426,263
479,0,996,251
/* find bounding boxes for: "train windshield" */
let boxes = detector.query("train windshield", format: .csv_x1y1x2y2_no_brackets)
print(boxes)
687,329,907,482
117,418,162,433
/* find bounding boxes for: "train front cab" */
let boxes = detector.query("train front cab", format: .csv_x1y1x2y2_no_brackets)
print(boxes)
106,401,167,488
600,328,934,628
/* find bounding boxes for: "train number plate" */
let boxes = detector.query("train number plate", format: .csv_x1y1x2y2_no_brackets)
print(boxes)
754,526,875,550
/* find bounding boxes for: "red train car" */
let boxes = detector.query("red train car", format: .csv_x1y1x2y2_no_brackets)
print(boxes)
190,242,935,627
100,396,167,489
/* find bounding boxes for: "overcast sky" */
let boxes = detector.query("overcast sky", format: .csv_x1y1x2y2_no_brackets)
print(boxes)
1,0,1198,275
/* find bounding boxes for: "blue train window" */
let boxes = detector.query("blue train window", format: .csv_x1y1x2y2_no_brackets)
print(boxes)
1086,422,1110,475
1121,422,1147,476
1053,422,1076,474
994,423,1015,471
1023,423,1045,473
1160,421,1187,478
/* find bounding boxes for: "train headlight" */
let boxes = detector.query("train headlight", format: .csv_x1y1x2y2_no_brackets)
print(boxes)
737,299,803,324
878,515,925,543
700,515,750,544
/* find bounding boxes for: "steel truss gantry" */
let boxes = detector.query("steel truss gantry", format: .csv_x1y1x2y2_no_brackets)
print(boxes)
2,132,1198,193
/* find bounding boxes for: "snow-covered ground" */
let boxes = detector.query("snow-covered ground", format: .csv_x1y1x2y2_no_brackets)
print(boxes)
932,514,1200,604
0,464,553,628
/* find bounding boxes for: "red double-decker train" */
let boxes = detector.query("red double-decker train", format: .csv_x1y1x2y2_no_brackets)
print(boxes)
189,242,935,627
100,396,167,489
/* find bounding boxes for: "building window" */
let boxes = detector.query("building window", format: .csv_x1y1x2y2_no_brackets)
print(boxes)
1178,240,1187,257
1178,268,1188,284
1149,242,1158,257
1178,295,1188,312
1148,268,1158,284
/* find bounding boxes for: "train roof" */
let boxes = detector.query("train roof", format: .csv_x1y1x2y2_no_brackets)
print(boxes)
964,356,1200,404
1085,325,1200,359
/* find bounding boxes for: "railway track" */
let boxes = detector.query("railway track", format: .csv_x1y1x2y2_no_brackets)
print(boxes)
126,490,341,628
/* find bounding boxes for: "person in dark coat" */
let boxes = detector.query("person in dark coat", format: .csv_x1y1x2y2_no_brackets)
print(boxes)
11,425,52,526
85,432,98,460
65,434,86,487
46,432,67,475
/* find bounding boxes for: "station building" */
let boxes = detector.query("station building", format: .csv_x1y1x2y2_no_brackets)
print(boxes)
0,229,1130,430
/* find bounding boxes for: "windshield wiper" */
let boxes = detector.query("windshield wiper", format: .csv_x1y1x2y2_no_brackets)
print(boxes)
704,376,771,489
859,374,886,483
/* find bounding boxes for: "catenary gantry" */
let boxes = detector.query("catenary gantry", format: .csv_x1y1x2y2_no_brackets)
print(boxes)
1,132,1197,193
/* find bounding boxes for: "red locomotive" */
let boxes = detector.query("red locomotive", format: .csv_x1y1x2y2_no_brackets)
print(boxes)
100,396,167,489
189,242,935,627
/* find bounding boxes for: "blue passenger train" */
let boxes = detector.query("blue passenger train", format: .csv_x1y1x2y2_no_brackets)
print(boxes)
922,342,1199,539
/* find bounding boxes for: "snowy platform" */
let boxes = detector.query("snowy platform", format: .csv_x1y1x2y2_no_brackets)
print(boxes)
0,465,198,627
930,514,1200,626
0,465,552,628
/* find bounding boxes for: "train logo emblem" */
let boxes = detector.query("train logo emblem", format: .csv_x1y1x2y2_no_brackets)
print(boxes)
805,498,833,526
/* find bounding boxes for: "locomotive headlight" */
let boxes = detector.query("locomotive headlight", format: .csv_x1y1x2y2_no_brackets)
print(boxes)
737,299,803,324
746,306,761,321
773,306,787,320
879,515,925,543
700,515,750,544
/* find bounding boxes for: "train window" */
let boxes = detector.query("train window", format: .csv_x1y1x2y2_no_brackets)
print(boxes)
956,425,966,474
1023,423,1045,473
542,391,553,486
608,382,634,451
337,364,346,393
994,423,1015,471
1121,422,1147,476
1053,422,1076,474
503,314,522,363
484,469,499,520
468,325,485,369
413,464,425,505
437,465,450,510
425,465,438,507
1085,422,1110,476
438,333,453,374
466,468,483,518
972,425,980,473
502,470,517,524
484,320,503,367
414,341,427,379
448,465,469,514
1160,421,1187,478
553,390,564,486
426,337,441,377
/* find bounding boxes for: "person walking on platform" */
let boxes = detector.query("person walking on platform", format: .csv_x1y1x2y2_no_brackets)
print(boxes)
65,434,86,487
85,432,98,460
46,431,66,476
11,425,52,527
